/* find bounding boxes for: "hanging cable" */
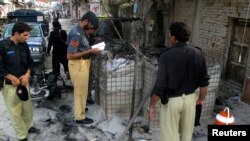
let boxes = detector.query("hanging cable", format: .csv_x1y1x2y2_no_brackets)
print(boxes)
100,0,123,40
239,0,250,63
99,0,155,64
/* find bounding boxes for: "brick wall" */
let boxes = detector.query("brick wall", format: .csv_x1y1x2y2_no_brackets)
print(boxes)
170,0,248,52
171,0,250,93
174,0,195,29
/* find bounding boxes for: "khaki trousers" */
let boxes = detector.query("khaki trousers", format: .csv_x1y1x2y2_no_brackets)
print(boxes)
160,93,196,141
2,84,34,140
68,59,90,120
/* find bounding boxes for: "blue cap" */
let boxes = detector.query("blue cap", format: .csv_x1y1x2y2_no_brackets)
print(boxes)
81,11,99,29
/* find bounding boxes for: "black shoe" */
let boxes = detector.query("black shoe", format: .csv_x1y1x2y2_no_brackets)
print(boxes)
20,138,27,141
28,127,40,134
87,99,95,105
76,118,94,125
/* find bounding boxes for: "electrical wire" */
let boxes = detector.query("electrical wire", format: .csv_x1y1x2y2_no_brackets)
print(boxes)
100,0,123,40
99,0,157,67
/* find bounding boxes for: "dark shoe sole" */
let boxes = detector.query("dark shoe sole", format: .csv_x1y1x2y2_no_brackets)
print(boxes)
76,118,94,125
28,127,40,134
87,99,95,105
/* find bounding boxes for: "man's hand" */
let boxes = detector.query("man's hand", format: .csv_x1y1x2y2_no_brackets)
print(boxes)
147,106,155,121
19,73,29,86
8,75,20,86
196,99,205,105
90,48,101,55
147,94,160,121
197,87,207,105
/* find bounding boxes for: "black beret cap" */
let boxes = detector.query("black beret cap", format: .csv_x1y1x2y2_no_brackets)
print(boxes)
81,11,99,29
16,85,29,101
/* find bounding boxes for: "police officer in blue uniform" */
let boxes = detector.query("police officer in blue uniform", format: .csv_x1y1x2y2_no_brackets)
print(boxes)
67,11,101,125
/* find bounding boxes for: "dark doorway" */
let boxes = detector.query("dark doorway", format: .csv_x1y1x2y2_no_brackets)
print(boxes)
226,19,250,86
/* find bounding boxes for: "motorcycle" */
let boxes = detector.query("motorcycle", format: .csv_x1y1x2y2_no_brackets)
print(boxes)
29,64,72,107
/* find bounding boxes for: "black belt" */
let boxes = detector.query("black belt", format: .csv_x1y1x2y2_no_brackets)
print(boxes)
168,92,194,98
4,79,12,85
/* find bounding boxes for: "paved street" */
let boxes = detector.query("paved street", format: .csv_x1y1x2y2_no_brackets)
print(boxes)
0,18,160,141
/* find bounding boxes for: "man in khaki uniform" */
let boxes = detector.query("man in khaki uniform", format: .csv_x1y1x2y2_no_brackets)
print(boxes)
67,11,101,125
0,21,40,141
148,22,210,141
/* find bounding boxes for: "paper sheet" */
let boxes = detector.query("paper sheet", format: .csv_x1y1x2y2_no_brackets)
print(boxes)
91,42,105,50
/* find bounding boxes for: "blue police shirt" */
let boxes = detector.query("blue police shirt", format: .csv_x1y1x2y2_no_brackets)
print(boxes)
67,24,90,53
